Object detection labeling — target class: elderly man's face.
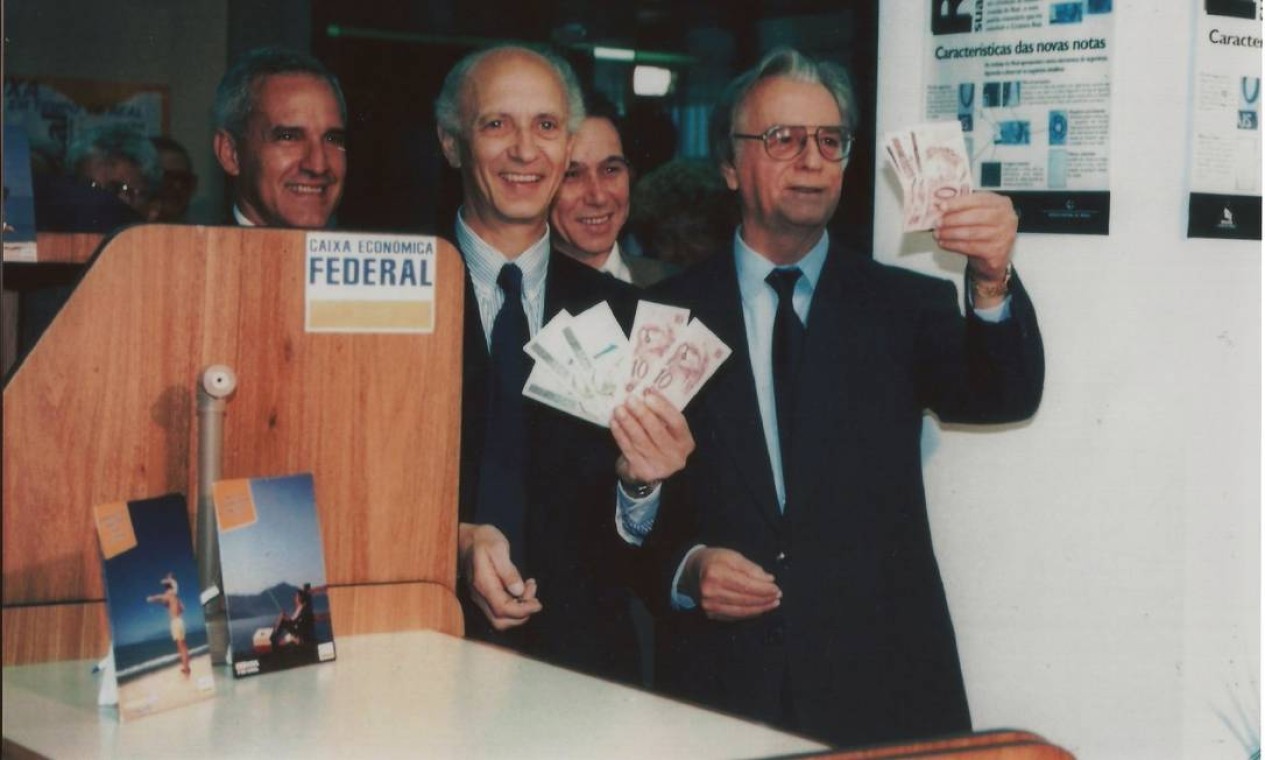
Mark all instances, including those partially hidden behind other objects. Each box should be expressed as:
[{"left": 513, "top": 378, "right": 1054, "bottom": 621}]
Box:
[
  {"left": 216, "top": 72, "right": 346, "bottom": 228},
  {"left": 721, "top": 76, "right": 845, "bottom": 259},
  {"left": 77, "top": 155, "right": 153, "bottom": 217},
  {"left": 440, "top": 50, "right": 572, "bottom": 246},
  {"left": 550, "top": 116, "right": 630, "bottom": 264}
]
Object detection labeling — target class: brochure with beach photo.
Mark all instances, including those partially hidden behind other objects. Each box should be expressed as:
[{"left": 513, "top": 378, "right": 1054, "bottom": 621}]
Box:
[
  {"left": 94, "top": 493, "right": 216, "bottom": 721},
  {"left": 212, "top": 472, "right": 336, "bottom": 678}
]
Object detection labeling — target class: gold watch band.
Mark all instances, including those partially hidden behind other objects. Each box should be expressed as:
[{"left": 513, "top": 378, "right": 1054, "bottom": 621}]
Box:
[{"left": 971, "top": 262, "right": 1013, "bottom": 299}]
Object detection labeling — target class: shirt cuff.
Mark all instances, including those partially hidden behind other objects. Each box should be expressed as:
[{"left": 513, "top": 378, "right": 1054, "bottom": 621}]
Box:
[
  {"left": 972, "top": 294, "right": 1012, "bottom": 323},
  {"left": 614, "top": 482, "right": 661, "bottom": 546},
  {"left": 670, "top": 544, "right": 707, "bottom": 610}
]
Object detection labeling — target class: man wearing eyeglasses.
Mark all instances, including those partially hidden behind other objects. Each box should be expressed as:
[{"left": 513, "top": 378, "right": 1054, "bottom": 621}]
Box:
[
  {"left": 643, "top": 48, "right": 1044, "bottom": 747},
  {"left": 66, "top": 123, "right": 163, "bottom": 222}
]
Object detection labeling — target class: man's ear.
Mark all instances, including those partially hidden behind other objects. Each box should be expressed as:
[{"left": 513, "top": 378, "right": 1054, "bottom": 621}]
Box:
[
  {"left": 437, "top": 126, "right": 461, "bottom": 168},
  {"left": 213, "top": 130, "right": 241, "bottom": 176},
  {"left": 720, "top": 159, "right": 739, "bottom": 192}
]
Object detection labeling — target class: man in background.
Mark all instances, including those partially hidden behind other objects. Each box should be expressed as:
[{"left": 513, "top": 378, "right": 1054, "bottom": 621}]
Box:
[
  {"left": 435, "top": 44, "right": 694, "bottom": 683},
  {"left": 150, "top": 135, "right": 198, "bottom": 222},
  {"left": 212, "top": 46, "right": 346, "bottom": 228},
  {"left": 66, "top": 123, "right": 162, "bottom": 222},
  {"left": 549, "top": 111, "right": 675, "bottom": 287}
]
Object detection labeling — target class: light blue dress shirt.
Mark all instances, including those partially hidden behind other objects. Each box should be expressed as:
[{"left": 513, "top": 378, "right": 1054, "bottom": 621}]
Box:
[
  {"left": 734, "top": 229, "right": 830, "bottom": 510},
  {"left": 454, "top": 209, "right": 550, "bottom": 346}
]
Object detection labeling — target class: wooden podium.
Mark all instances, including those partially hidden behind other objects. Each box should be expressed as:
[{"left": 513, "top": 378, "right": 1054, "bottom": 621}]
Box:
[
  {"left": 2, "top": 225, "right": 465, "bottom": 664},
  {"left": 2, "top": 227, "right": 1075, "bottom": 759}
]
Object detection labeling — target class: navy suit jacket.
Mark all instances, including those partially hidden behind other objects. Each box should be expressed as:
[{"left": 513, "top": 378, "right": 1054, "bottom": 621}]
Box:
[
  {"left": 457, "top": 249, "right": 643, "bottom": 684},
  {"left": 645, "top": 242, "right": 1044, "bottom": 747}
]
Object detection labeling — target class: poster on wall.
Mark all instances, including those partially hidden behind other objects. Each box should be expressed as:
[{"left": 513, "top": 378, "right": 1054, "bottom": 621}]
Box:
[
  {"left": 2, "top": 77, "right": 168, "bottom": 169},
  {"left": 1186, "top": 1, "right": 1262, "bottom": 240},
  {"left": 925, "top": 0, "right": 1115, "bottom": 234}
]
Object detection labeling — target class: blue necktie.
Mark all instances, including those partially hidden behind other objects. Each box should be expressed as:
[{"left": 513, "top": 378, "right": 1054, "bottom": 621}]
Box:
[
  {"left": 766, "top": 268, "right": 804, "bottom": 483},
  {"left": 476, "top": 263, "right": 530, "bottom": 569}
]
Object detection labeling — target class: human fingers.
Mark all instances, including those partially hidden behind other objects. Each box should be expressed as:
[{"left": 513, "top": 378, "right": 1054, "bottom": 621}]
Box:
[
  {"left": 702, "top": 596, "right": 782, "bottom": 622},
  {"left": 639, "top": 391, "right": 695, "bottom": 450}
]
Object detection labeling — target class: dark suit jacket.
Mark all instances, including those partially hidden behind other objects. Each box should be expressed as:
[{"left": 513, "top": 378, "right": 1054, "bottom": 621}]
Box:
[
  {"left": 623, "top": 251, "right": 678, "bottom": 288},
  {"left": 646, "top": 242, "right": 1044, "bottom": 747},
  {"left": 458, "top": 248, "right": 643, "bottom": 684}
]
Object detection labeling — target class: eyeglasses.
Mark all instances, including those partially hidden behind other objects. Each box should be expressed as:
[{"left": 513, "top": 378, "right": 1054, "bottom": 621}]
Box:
[
  {"left": 88, "top": 179, "right": 145, "bottom": 205},
  {"left": 731, "top": 125, "right": 853, "bottom": 162}
]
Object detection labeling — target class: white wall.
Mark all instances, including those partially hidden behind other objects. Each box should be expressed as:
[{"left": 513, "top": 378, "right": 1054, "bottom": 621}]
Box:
[
  {"left": 5, "top": 0, "right": 229, "bottom": 223},
  {"left": 876, "top": 2, "right": 1260, "bottom": 758}
]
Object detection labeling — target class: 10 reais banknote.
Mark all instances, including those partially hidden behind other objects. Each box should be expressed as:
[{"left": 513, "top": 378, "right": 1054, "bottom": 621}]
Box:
[{"left": 523, "top": 300, "right": 731, "bottom": 426}]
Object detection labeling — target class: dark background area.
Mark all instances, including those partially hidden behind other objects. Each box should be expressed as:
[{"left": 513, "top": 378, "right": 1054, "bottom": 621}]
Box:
[{"left": 311, "top": 0, "right": 877, "bottom": 252}]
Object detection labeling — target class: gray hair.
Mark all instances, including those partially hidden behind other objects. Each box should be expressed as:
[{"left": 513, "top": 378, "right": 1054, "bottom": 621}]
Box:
[
  {"left": 710, "top": 47, "right": 858, "bottom": 166},
  {"left": 213, "top": 46, "right": 346, "bottom": 139},
  {"left": 434, "top": 44, "right": 585, "bottom": 138},
  {"left": 66, "top": 123, "right": 163, "bottom": 194}
]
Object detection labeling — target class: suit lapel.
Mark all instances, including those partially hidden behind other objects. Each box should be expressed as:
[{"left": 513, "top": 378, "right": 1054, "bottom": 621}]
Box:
[
  {"left": 693, "top": 255, "right": 783, "bottom": 529},
  {"left": 459, "top": 267, "right": 491, "bottom": 521}
]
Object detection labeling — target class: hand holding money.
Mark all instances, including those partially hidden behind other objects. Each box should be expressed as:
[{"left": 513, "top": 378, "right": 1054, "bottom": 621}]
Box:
[
  {"left": 612, "top": 390, "right": 695, "bottom": 489},
  {"left": 523, "top": 300, "right": 731, "bottom": 426},
  {"left": 885, "top": 121, "right": 973, "bottom": 232},
  {"left": 931, "top": 191, "right": 1018, "bottom": 283}
]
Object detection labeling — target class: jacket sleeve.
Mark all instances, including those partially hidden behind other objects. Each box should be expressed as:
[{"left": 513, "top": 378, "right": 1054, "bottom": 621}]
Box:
[{"left": 921, "top": 268, "right": 1045, "bottom": 424}]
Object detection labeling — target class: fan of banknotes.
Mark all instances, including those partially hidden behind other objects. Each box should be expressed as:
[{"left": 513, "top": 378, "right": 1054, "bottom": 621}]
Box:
[
  {"left": 884, "top": 121, "right": 973, "bottom": 231},
  {"left": 523, "top": 300, "right": 732, "bottom": 427}
]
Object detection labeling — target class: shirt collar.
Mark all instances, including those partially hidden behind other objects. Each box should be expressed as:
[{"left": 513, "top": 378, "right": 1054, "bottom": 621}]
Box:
[
  {"left": 597, "top": 241, "right": 632, "bottom": 283},
  {"left": 455, "top": 207, "right": 551, "bottom": 297},
  {"left": 734, "top": 227, "right": 829, "bottom": 306},
  {"left": 232, "top": 204, "right": 256, "bottom": 227}
]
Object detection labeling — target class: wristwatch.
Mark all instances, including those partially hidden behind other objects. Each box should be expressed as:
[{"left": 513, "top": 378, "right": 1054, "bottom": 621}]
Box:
[
  {"left": 621, "top": 479, "right": 660, "bottom": 499},
  {"left": 970, "top": 262, "right": 1012, "bottom": 299}
]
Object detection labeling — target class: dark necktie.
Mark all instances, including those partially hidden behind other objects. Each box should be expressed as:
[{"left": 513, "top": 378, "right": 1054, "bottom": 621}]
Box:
[
  {"left": 767, "top": 268, "right": 804, "bottom": 482},
  {"left": 475, "top": 263, "right": 531, "bottom": 569}
]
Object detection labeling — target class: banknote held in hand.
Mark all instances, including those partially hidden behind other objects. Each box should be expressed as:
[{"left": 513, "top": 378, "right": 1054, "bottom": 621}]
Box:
[{"left": 523, "top": 300, "right": 731, "bottom": 425}]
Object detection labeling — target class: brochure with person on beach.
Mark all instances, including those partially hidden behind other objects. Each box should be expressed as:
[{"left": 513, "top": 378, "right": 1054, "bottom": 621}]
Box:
[
  {"left": 212, "top": 472, "right": 336, "bottom": 678},
  {"left": 94, "top": 493, "right": 216, "bottom": 721}
]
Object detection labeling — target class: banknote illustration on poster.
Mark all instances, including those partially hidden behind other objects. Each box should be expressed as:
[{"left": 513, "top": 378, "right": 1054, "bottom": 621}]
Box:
[{"left": 923, "top": 0, "right": 1114, "bottom": 234}]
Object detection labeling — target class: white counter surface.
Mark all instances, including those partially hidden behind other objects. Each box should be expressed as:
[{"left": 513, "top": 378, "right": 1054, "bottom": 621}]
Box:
[{"left": 3, "top": 629, "right": 829, "bottom": 759}]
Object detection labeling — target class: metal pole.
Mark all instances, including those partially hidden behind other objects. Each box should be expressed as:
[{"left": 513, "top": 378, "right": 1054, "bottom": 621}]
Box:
[{"left": 196, "top": 364, "right": 236, "bottom": 664}]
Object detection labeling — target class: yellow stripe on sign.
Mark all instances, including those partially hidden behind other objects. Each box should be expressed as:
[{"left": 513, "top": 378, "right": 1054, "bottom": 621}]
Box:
[{"left": 308, "top": 300, "right": 434, "bottom": 331}]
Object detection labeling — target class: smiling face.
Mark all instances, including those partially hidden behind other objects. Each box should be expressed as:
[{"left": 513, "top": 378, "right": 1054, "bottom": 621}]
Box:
[
  {"left": 722, "top": 76, "right": 845, "bottom": 263},
  {"left": 214, "top": 72, "right": 346, "bottom": 228},
  {"left": 439, "top": 49, "right": 572, "bottom": 256},
  {"left": 549, "top": 116, "right": 630, "bottom": 266}
]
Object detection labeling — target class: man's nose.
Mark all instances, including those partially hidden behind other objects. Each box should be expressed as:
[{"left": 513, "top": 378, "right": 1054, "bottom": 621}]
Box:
[
  {"left": 509, "top": 125, "right": 541, "bottom": 162},
  {"left": 301, "top": 136, "right": 332, "bottom": 174},
  {"left": 796, "top": 134, "right": 826, "bottom": 169},
  {"left": 582, "top": 175, "right": 609, "bottom": 206}
]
